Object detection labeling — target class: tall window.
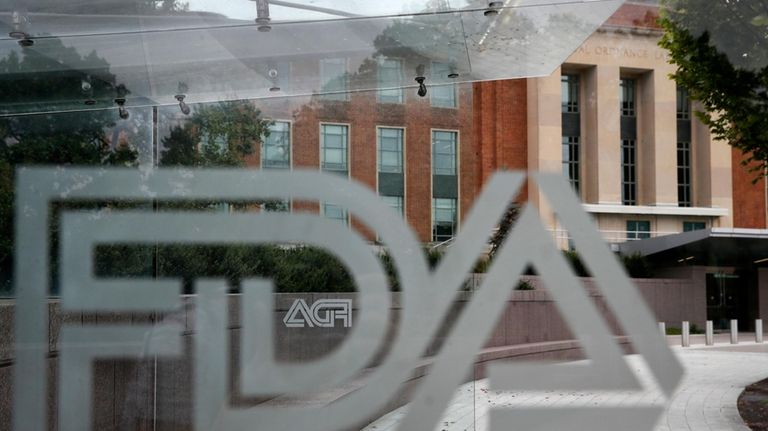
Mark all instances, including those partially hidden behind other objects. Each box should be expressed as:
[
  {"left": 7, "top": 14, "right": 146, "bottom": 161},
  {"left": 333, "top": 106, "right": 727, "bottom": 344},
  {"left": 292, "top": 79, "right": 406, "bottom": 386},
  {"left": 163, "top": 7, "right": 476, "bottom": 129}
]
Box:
[
  {"left": 677, "top": 86, "right": 690, "bottom": 120},
  {"left": 677, "top": 86, "right": 692, "bottom": 207},
  {"left": 626, "top": 220, "right": 650, "bottom": 240},
  {"left": 321, "top": 124, "right": 348, "bottom": 172},
  {"left": 621, "top": 78, "right": 637, "bottom": 205},
  {"left": 262, "top": 121, "right": 290, "bottom": 169},
  {"left": 430, "top": 62, "right": 457, "bottom": 108},
  {"left": 381, "top": 195, "right": 404, "bottom": 216},
  {"left": 561, "top": 74, "right": 580, "bottom": 192},
  {"left": 320, "top": 58, "right": 348, "bottom": 101},
  {"left": 432, "top": 198, "right": 457, "bottom": 241},
  {"left": 323, "top": 202, "right": 348, "bottom": 225},
  {"left": 378, "top": 59, "right": 403, "bottom": 104},
  {"left": 562, "top": 136, "right": 580, "bottom": 191},
  {"left": 378, "top": 127, "right": 403, "bottom": 173},
  {"left": 432, "top": 130, "right": 457, "bottom": 175},
  {"left": 622, "top": 139, "right": 637, "bottom": 205},
  {"left": 561, "top": 75, "right": 579, "bottom": 113},
  {"left": 677, "top": 141, "right": 692, "bottom": 207},
  {"left": 621, "top": 78, "right": 636, "bottom": 117}
]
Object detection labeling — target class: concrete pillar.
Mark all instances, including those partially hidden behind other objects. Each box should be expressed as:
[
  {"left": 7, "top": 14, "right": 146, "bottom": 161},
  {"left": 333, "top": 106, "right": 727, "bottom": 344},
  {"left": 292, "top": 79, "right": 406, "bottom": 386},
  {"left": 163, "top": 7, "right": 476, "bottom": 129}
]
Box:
[
  {"left": 682, "top": 321, "right": 690, "bottom": 347},
  {"left": 583, "top": 64, "right": 621, "bottom": 205},
  {"left": 527, "top": 71, "right": 562, "bottom": 232},
  {"left": 658, "top": 322, "right": 666, "bottom": 337},
  {"left": 730, "top": 319, "right": 738, "bottom": 344},
  {"left": 757, "top": 319, "right": 763, "bottom": 344},
  {"left": 642, "top": 69, "right": 677, "bottom": 206},
  {"left": 705, "top": 320, "right": 714, "bottom": 346}
]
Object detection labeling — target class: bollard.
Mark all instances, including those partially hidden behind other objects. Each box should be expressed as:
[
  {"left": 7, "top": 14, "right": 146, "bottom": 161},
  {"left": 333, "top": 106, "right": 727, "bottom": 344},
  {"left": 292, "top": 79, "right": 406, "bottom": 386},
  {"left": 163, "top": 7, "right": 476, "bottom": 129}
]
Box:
[
  {"left": 706, "top": 321, "right": 714, "bottom": 346},
  {"left": 731, "top": 319, "right": 738, "bottom": 344},
  {"left": 659, "top": 322, "right": 666, "bottom": 337},
  {"left": 682, "top": 321, "right": 690, "bottom": 347},
  {"left": 757, "top": 319, "right": 764, "bottom": 344}
]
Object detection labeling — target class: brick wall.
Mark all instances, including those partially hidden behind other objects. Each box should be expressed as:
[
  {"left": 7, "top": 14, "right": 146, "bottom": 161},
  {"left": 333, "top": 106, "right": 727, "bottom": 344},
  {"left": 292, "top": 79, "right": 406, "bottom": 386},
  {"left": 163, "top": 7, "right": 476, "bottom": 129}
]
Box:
[
  {"left": 604, "top": 2, "right": 661, "bottom": 29},
  {"left": 731, "top": 148, "right": 766, "bottom": 228},
  {"left": 472, "top": 79, "right": 528, "bottom": 202},
  {"left": 255, "top": 83, "right": 475, "bottom": 243}
]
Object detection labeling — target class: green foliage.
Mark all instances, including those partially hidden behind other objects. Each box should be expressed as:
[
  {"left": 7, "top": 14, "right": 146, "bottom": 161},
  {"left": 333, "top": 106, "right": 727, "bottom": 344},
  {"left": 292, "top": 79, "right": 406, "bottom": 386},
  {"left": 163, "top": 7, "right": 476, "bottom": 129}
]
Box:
[
  {"left": 160, "top": 100, "right": 271, "bottom": 168},
  {"left": 659, "top": 0, "right": 768, "bottom": 179},
  {"left": 425, "top": 247, "right": 444, "bottom": 270},
  {"left": 619, "top": 253, "right": 654, "bottom": 279},
  {"left": 666, "top": 324, "right": 704, "bottom": 335},
  {"left": 516, "top": 280, "right": 535, "bottom": 291},
  {"left": 96, "top": 244, "right": 365, "bottom": 293},
  {"left": 488, "top": 203, "right": 520, "bottom": 262},
  {"left": 562, "top": 250, "right": 590, "bottom": 277}
]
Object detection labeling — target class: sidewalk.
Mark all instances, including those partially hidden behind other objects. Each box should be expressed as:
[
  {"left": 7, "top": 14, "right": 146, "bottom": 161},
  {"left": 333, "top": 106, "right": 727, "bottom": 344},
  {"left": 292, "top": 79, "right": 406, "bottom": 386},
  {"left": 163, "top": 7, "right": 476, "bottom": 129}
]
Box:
[{"left": 365, "top": 340, "right": 768, "bottom": 431}]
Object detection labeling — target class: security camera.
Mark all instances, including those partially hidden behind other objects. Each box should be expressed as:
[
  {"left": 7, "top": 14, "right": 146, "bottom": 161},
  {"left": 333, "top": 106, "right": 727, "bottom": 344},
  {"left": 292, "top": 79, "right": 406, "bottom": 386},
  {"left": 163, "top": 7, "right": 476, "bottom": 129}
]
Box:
[{"left": 415, "top": 76, "right": 427, "bottom": 98}]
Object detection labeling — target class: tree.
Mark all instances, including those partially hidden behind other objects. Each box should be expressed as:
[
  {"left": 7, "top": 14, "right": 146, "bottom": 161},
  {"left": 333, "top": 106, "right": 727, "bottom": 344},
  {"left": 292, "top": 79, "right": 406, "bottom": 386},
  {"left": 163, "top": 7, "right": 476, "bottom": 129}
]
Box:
[
  {"left": 659, "top": 0, "right": 768, "bottom": 178},
  {"left": 0, "top": 38, "right": 140, "bottom": 293},
  {"left": 160, "top": 100, "right": 271, "bottom": 167}
]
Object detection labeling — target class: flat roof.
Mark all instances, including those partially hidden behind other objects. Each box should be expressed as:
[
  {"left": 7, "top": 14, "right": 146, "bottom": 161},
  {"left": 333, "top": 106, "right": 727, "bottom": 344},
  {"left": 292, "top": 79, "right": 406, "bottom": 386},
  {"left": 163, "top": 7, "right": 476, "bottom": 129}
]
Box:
[{"left": 619, "top": 228, "right": 768, "bottom": 267}]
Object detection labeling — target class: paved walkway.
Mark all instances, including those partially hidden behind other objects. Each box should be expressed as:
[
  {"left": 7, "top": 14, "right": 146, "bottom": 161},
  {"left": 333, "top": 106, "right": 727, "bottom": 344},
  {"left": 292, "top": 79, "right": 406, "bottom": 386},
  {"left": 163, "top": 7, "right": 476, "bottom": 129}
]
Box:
[{"left": 365, "top": 342, "right": 768, "bottom": 431}]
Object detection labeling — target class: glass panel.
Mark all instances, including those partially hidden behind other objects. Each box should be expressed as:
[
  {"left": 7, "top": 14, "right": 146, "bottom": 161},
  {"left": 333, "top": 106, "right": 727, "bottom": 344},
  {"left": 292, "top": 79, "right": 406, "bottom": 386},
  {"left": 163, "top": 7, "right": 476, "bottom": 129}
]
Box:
[
  {"left": 430, "top": 62, "right": 457, "bottom": 108},
  {"left": 432, "top": 130, "right": 457, "bottom": 175},
  {"left": 378, "top": 127, "right": 403, "bottom": 173},
  {"left": 321, "top": 124, "right": 348, "bottom": 171}
]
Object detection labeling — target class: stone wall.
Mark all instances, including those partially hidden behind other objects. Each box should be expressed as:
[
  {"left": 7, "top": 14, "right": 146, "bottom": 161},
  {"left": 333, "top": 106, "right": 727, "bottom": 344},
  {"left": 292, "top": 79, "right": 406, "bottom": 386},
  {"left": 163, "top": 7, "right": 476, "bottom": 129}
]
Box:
[{"left": 0, "top": 277, "right": 697, "bottom": 430}]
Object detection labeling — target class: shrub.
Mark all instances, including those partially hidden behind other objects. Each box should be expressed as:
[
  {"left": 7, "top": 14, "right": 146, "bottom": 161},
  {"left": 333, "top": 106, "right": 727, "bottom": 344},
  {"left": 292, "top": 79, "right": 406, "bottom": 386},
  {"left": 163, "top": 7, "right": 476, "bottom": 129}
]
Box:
[
  {"left": 620, "top": 253, "right": 654, "bottom": 278},
  {"left": 516, "top": 280, "right": 535, "bottom": 290}
]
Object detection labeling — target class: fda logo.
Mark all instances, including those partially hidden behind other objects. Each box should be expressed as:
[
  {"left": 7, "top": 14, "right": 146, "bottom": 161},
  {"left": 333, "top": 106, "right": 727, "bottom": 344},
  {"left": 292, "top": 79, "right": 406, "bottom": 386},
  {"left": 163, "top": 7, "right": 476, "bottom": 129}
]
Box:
[
  {"left": 284, "top": 299, "right": 352, "bottom": 328},
  {"left": 12, "top": 168, "right": 682, "bottom": 431}
]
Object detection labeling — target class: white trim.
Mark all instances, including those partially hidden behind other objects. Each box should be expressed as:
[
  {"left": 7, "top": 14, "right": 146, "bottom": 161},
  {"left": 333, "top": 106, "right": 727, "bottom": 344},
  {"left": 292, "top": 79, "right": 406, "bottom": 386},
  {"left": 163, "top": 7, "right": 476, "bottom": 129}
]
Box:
[{"left": 582, "top": 203, "right": 729, "bottom": 217}]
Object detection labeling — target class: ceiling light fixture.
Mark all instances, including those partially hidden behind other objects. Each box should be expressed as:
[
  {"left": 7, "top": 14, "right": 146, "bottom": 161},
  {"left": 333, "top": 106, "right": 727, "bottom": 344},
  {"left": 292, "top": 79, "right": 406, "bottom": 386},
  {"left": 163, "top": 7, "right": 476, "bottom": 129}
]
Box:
[
  {"left": 484, "top": 1, "right": 503, "bottom": 17},
  {"left": 415, "top": 64, "right": 427, "bottom": 98},
  {"left": 114, "top": 84, "right": 129, "bottom": 120},
  {"left": 754, "top": 257, "right": 768, "bottom": 264},
  {"left": 175, "top": 82, "right": 191, "bottom": 115},
  {"left": 10, "top": 8, "right": 34, "bottom": 47},
  {"left": 256, "top": 0, "right": 272, "bottom": 32}
]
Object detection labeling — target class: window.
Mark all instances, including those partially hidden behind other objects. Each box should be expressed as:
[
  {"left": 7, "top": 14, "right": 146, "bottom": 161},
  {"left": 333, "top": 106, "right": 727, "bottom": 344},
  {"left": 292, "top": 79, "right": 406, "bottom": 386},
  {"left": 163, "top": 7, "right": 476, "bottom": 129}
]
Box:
[
  {"left": 561, "top": 74, "right": 579, "bottom": 113},
  {"left": 378, "top": 59, "right": 403, "bottom": 104},
  {"left": 430, "top": 62, "right": 457, "bottom": 108},
  {"left": 626, "top": 220, "right": 650, "bottom": 240},
  {"left": 622, "top": 139, "right": 637, "bottom": 205},
  {"left": 321, "top": 124, "right": 348, "bottom": 172},
  {"left": 683, "top": 221, "right": 706, "bottom": 232},
  {"left": 320, "top": 58, "right": 348, "bottom": 101},
  {"left": 678, "top": 141, "right": 692, "bottom": 207},
  {"left": 562, "top": 136, "right": 580, "bottom": 192},
  {"left": 262, "top": 121, "right": 290, "bottom": 169},
  {"left": 677, "top": 86, "right": 690, "bottom": 120},
  {"left": 323, "top": 202, "right": 348, "bottom": 225},
  {"left": 432, "top": 198, "right": 457, "bottom": 242},
  {"left": 378, "top": 128, "right": 404, "bottom": 173},
  {"left": 432, "top": 130, "right": 457, "bottom": 175},
  {"left": 381, "top": 195, "right": 404, "bottom": 216},
  {"left": 620, "top": 78, "right": 636, "bottom": 117},
  {"left": 263, "top": 200, "right": 290, "bottom": 212}
]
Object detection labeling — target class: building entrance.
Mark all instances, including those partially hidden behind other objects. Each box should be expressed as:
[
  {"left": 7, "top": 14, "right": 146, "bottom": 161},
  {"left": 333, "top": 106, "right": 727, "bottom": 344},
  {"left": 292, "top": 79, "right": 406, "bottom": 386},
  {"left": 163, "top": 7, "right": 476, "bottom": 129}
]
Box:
[{"left": 706, "top": 271, "right": 756, "bottom": 330}]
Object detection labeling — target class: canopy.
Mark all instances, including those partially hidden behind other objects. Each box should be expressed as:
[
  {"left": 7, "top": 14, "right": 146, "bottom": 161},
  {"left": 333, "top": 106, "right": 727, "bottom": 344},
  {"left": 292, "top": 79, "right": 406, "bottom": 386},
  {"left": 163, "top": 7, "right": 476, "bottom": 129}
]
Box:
[{"left": 0, "top": 0, "right": 625, "bottom": 115}]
